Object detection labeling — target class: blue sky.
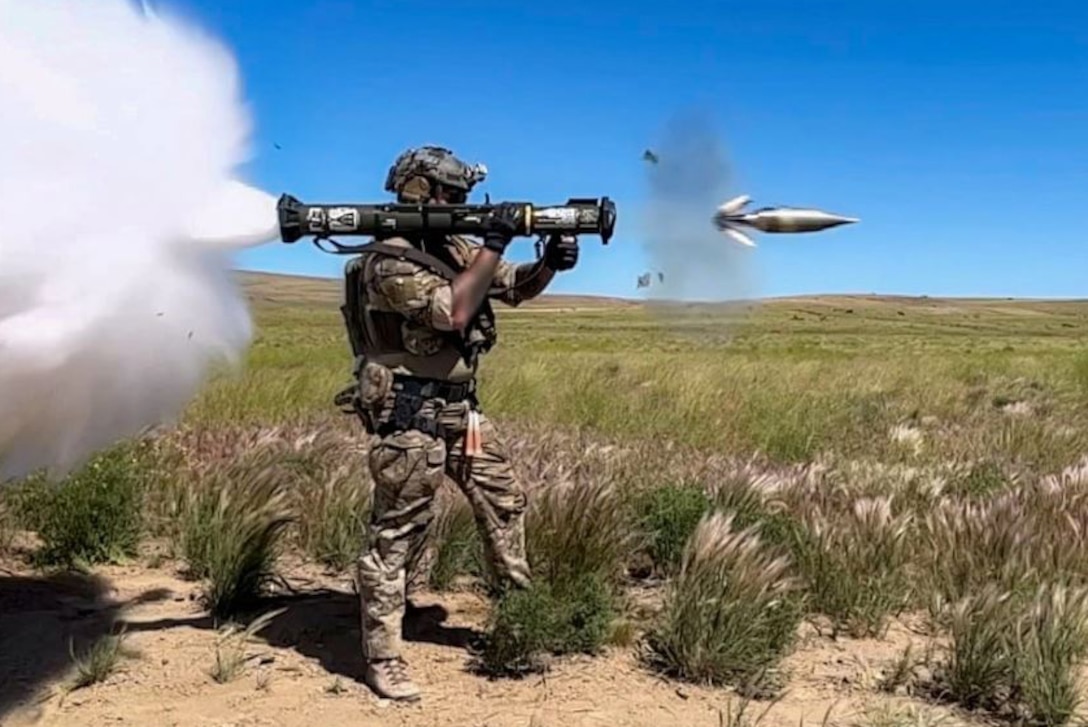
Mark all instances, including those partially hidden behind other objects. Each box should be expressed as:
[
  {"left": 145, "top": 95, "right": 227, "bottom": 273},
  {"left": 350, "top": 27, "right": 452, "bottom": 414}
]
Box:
[{"left": 172, "top": 0, "right": 1087, "bottom": 300}]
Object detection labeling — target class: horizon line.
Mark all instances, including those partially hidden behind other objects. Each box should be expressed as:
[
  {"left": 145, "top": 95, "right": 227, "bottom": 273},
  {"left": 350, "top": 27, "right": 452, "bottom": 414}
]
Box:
[{"left": 232, "top": 267, "right": 1088, "bottom": 304}]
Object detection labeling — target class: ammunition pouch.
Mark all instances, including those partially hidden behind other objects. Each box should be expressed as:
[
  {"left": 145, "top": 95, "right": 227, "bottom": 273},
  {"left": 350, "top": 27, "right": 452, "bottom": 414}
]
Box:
[
  {"left": 335, "top": 381, "right": 377, "bottom": 434},
  {"left": 335, "top": 359, "right": 396, "bottom": 436}
]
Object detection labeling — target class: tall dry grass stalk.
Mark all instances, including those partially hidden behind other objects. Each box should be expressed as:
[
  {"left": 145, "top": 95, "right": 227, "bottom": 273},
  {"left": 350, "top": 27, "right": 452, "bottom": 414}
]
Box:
[
  {"left": 152, "top": 422, "right": 372, "bottom": 574},
  {"left": 936, "top": 585, "right": 1018, "bottom": 710},
  {"left": 0, "top": 495, "right": 17, "bottom": 555},
  {"left": 645, "top": 510, "right": 803, "bottom": 694},
  {"left": 920, "top": 476, "right": 1088, "bottom": 626},
  {"left": 69, "top": 628, "right": 138, "bottom": 689},
  {"left": 176, "top": 447, "right": 295, "bottom": 621},
  {"left": 269, "top": 428, "right": 372, "bottom": 572},
  {"left": 790, "top": 495, "right": 914, "bottom": 638},
  {"left": 526, "top": 476, "right": 643, "bottom": 592},
  {"left": 1012, "top": 584, "right": 1088, "bottom": 726},
  {"left": 291, "top": 461, "right": 370, "bottom": 572},
  {"left": 426, "top": 488, "right": 482, "bottom": 591},
  {"left": 931, "top": 583, "right": 1088, "bottom": 726},
  {"left": 919, "top": 495, "right": 1033, "bottom": 621}
]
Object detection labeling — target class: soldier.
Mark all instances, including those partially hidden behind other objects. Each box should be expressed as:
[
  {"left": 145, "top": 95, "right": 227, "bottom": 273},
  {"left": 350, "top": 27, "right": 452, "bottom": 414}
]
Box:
[{"left": 339, "top": 145, "right": 579, "bottom": 701}]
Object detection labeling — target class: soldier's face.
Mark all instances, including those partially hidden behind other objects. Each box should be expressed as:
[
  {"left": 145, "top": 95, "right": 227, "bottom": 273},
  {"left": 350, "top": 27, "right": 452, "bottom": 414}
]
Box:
[{"left": 433, "top": 184, "right": 467, "bottom": 204}]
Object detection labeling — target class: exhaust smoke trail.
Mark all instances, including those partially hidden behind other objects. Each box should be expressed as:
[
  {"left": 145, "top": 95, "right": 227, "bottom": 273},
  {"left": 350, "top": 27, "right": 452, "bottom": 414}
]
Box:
[
  {"left": 0, "top": 0, "right": 281, "bottom": 480},
  {"left": 639, "top": 109, "right": 761, "bottom": 338}
]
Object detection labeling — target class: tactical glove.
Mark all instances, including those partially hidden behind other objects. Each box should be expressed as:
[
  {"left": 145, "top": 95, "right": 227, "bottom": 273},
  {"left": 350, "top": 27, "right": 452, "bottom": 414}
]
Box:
[
  {"left": 482, "top": 203, "right": 522, "bottom": 254},
  {"left": 544, "top": 234, "right": 579, "bottom": 271}
]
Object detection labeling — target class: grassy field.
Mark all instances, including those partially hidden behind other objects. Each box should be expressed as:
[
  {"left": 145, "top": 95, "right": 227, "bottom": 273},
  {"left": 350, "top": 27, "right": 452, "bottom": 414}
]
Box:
[
  {"left": 204, "top": 272, "right": 1088, "bottom": 471},
  {"left": 6, "top": 271, "right": 1088, "bottom": 727}
]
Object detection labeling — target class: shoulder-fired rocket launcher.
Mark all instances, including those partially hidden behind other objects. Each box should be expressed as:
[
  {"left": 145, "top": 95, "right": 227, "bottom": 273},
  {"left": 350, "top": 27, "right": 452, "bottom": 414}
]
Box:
[{"left": 276, "top": 193, "right": 617, "bottom": 251}]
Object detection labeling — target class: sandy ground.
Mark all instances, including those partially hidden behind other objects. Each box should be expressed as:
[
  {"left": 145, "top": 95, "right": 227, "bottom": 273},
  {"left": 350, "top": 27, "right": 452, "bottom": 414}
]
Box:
[{"left": 0, "top": 550, "right": 977, "bottom": 727}]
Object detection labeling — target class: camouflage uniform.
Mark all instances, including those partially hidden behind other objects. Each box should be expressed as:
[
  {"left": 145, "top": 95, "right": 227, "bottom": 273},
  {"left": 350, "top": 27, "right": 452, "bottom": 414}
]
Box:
[{"left": 339, "top": 146, "right": 576, "bottom": 701}]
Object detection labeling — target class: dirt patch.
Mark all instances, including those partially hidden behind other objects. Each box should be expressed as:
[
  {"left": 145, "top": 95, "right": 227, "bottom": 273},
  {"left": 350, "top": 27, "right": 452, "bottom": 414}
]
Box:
[{"left": 0, "top": 556, "right": 978, "bottom": 727}]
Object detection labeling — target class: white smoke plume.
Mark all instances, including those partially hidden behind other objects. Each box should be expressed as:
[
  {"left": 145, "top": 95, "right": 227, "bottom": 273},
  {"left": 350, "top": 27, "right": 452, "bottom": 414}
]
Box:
[{"left": 0, "top": 0, "right": 281, "bottom": 480}]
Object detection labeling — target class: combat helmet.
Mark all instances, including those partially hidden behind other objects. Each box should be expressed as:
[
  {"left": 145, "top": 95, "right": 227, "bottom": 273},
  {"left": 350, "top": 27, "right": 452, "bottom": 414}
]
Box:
[{"left": 384, "top": 145, "right": 488, "bottom": 203}]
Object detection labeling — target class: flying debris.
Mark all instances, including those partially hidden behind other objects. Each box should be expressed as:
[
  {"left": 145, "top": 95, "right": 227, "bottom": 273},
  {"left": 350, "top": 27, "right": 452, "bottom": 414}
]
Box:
[
  {"left": 637, "top": 271, "right": 666, "bottom": 289},
  {"left": 713, "top": 194, "right": 858, "bottom": 247},
  {"left": 642, "top": 149, "right": 659, "bottom": 164}
]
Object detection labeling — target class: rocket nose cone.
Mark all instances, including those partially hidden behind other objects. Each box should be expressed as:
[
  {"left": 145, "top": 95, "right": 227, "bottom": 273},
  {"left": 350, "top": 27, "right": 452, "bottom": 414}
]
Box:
[
  {"left": 781, "top": 209, "right": 859, "bottom": 232},
  {"left": 822, "top": 214, "right": 860, "bottom": 228}
]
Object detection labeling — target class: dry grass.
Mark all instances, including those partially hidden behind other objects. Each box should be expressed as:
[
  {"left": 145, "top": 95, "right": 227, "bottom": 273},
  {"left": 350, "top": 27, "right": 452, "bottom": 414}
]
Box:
[
  {"left": 643, "top": 511, "right": 804, "bottom": 695},
  {"left": 7, "top": 274, "right": 1088, "bottom": 723},
  {"left": 208, "top": 608, "right": 283, "bottom": 684},
  {"left": 69, "top": 628, "right": 139, "bottom": 690},
  {"left": 789, "top": 495, "right": 914, "bottom": 638}
]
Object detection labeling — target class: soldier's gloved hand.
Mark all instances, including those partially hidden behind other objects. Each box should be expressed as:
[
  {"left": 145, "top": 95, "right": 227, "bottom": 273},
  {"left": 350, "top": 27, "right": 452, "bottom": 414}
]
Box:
[
  {"left": 544, "top": 234, "right": 578, "bottom": 271},
  {"left": 482, "top": 203, "right": 522, "bottom": 254}
]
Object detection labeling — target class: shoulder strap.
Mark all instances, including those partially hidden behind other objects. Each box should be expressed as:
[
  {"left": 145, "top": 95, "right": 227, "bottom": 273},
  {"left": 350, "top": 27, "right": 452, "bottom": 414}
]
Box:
[
  {"left": 317, "top": 239, "right": 459, "bottom": 281},
  {"left": 359, "top": 240, "right": 509, "bottom": 298},
  {"left": 322, "top": 237, "right": 517, "bottom": 300},
  {"left": 367, "top": 241, "right": 460, "bottom": 281}
]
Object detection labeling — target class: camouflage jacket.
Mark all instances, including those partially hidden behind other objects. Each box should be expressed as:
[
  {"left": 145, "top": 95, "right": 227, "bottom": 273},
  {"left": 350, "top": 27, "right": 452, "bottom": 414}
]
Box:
[{"left": 348, "top": 235, "right": 548, "bottom": 383}]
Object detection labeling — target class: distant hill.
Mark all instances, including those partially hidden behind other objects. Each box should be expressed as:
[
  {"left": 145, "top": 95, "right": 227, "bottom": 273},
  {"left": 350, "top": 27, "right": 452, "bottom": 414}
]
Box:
[
  {"left": 235, "top": 270, "right": 641, "bottom": 309},
  {"left": 234, "top": 270, "right": 1088, "bottom": 314}
]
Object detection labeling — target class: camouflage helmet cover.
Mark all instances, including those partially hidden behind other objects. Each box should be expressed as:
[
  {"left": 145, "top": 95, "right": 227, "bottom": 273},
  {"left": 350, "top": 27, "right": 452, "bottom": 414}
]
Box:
[{"left": 384, "top": 145, "right": 488, "bottom": 201}]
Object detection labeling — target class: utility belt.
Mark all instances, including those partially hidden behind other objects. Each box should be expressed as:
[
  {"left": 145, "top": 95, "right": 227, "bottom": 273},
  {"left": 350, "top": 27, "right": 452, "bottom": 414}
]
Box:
[
  {"left": 380, "top": 374, "right": 477, "bottom": 438},
  {"left": 390, "top": 374, "right": 476, "bottom": 404},
  {"left": 336, "top": 368, "right": 478, "bottom": 438}
]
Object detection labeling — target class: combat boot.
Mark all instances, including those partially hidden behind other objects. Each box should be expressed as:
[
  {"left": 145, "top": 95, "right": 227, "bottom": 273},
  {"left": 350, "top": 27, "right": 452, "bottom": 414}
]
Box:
[{"left": 364, "top": 657, "right": 421, "bottom": 702}]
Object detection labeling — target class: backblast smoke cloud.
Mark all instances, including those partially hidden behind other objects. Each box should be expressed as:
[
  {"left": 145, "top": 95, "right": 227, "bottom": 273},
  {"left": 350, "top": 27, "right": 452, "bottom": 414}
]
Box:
[{"left": 0, "top": 0, "right": 282, "bottom": 480}]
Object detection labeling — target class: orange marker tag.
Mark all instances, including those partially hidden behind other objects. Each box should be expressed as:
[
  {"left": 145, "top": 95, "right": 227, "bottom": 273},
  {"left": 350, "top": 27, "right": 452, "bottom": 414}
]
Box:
[{"left": 465, "top": 410, "right": 483, "bottom": 458}]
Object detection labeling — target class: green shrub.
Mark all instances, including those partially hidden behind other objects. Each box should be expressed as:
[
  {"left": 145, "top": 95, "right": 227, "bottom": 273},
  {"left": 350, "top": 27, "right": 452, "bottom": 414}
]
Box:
[
  {"left": 476, "top": 478, "right": 641, "bottom": 675},
  {"left": 14, "top": 442, "right": 153, "bottom": 567},
  {"left": 634, "top": 481, "right": 711, "bottom": 573},
  {"left": 474, "top": 573, "right": 613, "bottom": 677},
  {"left": 473, "top": 583, "right": 556, "bottom": 677}
]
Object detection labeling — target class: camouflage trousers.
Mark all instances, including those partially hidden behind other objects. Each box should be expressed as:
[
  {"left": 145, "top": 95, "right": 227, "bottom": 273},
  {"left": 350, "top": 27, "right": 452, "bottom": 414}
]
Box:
[{"left": 355, "top": 397, "right": 530, "bottom": 661}]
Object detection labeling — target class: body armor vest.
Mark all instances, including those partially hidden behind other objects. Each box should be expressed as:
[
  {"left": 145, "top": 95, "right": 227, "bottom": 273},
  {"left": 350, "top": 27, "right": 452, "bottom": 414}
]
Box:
[{"left": 340, "top": 237, "right": 497, "bottom": 382}]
